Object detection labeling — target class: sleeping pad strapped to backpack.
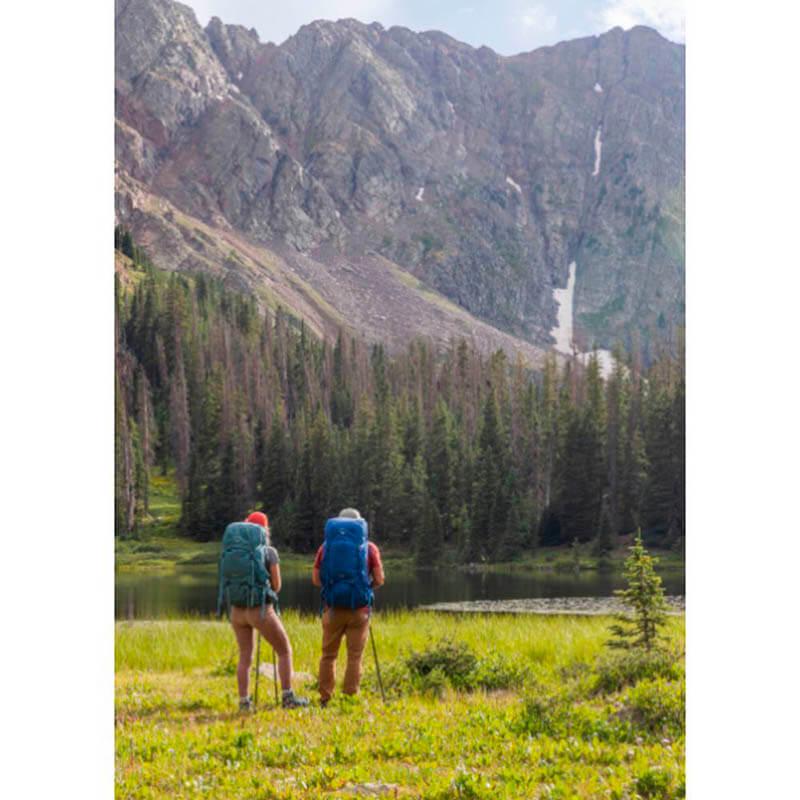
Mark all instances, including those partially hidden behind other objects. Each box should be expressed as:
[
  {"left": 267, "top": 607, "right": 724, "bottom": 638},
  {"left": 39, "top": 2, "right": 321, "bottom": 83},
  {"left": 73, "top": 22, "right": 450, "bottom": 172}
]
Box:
[
  {"left": 321, "top": 517, "right": 373, "bottom": 609},
  {"left": 217, "top": 521, "right": 277, "bottom": 616}
]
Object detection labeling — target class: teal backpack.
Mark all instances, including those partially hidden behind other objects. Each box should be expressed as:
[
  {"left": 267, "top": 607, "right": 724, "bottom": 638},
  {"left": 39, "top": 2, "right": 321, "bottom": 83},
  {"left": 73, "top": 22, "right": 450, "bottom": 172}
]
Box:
[{"left": 216, "top": 521, "right": 277, "bottom": 616}]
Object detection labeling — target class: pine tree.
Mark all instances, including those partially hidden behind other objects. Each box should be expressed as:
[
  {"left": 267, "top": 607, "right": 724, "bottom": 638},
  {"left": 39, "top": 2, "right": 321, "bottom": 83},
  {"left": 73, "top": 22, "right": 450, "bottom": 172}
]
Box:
[
  {"left": 331, "top": 329, "right": 354, "bottom": 427},
  {"left": 262, "top": 411, "right": 290, "bottom": 516},
  {"left": 115, "top": 372, "right": 136, "bottom": 537},
  {"left": 115, "top": 231, "right": 687, "bottom": 565},
  {"left": 416, "top": 492, "right": 444, "bottom": 568},
  {"left": 592, "top": 492, "right": 614, "bottom": 558},
  {"left": 468, "top": 390, "right": 509, "bottom": 560},
  {"left": 121, "top": 229, "right": 135, "bottom": 259},
  {"left": 291, "top": 411, "right": 335, "bottom": 551},
  {"left": 427, "top": 400, "right": 457, "bottom": 543},
  {"left": 608, "top": 531, "right": 669, "bottom": 653},
  {"left": 643, "top": 387, "right": 677, "bottom": 537}
]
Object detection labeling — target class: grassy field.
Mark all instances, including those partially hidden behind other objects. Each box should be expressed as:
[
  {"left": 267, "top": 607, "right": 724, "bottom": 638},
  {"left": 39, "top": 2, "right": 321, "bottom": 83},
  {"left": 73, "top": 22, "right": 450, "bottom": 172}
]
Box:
[{"left": 116, "top": 612, "right": 685, "bottom": 799}]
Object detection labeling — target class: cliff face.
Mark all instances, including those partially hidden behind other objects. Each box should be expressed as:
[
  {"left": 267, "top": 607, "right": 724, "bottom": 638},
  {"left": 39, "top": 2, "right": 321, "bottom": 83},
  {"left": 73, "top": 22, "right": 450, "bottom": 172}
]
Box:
[{"left": 115, "top": 0, "right": 684, "bottom": 355}]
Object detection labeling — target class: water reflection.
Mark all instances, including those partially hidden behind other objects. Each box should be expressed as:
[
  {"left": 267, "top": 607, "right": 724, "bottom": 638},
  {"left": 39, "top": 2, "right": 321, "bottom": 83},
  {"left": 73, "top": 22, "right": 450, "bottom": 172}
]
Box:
[{"left": 115, "top": 565, "right": 685, "bottom": 619}]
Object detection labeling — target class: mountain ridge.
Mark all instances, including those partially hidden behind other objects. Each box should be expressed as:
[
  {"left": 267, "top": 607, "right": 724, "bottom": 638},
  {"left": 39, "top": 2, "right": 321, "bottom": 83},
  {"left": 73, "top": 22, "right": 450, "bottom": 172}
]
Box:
[{"left": 115, "top": 0, "right": 684, "bottom": 362}]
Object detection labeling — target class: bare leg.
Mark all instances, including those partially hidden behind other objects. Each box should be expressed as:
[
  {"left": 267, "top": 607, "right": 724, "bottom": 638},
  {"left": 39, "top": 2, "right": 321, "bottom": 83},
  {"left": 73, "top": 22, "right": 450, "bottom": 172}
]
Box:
[
  {"left": 251, "top": 606, "right": 294, "bottom": 691},
  {"left": 231, "top": 615, "right": 255, "bottom": 698}
]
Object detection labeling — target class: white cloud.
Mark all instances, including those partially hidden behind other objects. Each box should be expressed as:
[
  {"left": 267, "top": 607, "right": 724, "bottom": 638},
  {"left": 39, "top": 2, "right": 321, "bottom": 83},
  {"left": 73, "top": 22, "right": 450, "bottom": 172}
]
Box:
[
  {"left": 599, "top": 0, "right": 685, "bottom": 42},
  {"left": 520, "top": 4, "right": 557, "bottom": 33}
]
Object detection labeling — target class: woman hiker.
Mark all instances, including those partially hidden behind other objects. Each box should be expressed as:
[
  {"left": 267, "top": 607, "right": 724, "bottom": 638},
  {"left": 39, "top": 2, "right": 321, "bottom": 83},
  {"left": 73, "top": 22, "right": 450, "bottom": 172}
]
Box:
[
  {"left": 312, "top": 508, "right": 385, "bottom": 706},
  {"left": 227, "top": 511, "right": 309, "bottom": 710}
]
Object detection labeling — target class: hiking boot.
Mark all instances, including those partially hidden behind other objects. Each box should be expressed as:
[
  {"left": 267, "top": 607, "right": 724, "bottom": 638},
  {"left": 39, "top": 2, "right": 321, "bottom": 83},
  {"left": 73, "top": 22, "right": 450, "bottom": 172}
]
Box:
[
  {"left": 281, "top": 690, "right": 309, "bottom": 709},
  {"left": 238, "top": 696, "right": 253, "bottom": 712}
]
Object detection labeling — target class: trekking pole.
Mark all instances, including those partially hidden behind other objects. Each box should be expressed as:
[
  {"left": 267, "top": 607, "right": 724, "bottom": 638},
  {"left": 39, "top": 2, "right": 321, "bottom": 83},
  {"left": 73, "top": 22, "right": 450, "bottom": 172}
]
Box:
[
  {"left": 272, "top": 601, "right": 281, "bottom": 706},
  {"left": 272, "top": 647, "right": 279, "bottom": 706},
  {"left": 369, "top": 623, "right": 386, "bottom": 704},
  {"left": 254, "top": 632, "right": 261, "bottom": 710}
]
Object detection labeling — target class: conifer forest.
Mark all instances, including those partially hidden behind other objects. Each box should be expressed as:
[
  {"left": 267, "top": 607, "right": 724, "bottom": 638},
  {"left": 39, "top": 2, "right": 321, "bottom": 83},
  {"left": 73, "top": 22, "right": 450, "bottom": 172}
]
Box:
[{"left": 115, "top": 231, "right": 684, "bottom": 562}]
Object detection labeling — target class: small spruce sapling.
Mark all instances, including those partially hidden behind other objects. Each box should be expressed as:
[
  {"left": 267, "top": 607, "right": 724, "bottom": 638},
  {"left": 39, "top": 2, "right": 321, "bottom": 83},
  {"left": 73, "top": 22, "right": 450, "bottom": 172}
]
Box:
[{"left": 608, "top": 530, "right": 668, "bottom": 653}]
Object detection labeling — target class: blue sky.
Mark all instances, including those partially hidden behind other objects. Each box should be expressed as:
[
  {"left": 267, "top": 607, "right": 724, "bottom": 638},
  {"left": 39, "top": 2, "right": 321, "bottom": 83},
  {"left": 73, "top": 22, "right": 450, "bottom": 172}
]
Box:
[{"left": 185, "top": 0, "right": 685, "bottom": 55}]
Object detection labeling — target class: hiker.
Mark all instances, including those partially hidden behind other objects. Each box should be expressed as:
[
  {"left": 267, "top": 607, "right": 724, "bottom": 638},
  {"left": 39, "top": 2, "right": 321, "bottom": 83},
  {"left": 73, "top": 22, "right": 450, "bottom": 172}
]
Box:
[
  {"left": 218, "top": 511, "right": 308, "bottom": 710},
  {"left": 312, "top": 508, "right": 384, "bottom": 706}
]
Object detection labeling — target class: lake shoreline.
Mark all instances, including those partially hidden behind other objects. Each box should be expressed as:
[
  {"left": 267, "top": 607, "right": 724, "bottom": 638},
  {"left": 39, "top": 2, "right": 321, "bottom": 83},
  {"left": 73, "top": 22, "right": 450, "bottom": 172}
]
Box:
[{"left": 420, "top": 595, "right": 685, "bottom": 616}]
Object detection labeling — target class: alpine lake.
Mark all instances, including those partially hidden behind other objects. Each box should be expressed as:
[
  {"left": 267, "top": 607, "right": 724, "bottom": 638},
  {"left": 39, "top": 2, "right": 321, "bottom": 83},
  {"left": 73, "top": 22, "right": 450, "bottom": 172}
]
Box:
[{"left": 115, "top": 557, "right": 685, "bottom": 619}]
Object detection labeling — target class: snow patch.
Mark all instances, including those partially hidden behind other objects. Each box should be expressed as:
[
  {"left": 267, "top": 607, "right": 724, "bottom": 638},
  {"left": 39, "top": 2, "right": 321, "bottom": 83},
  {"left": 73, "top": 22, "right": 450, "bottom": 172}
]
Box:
[
  {"left": 550, "top": 261, "right": 616, "bottom": 379},
  {"left": 578, "top": 349, "right": 616, "bottom": 379},
  {"left": 594, "top": 82, "right": 603, "bottom": 93},
  {"left": 506, "top": 176, "right": 522, "bottom": 194},
  {"left": 415, "top": 186, "right": 425, "bottom": 202},
  {"left": 592, "top": 127, "right": 603, "bottom": 177},
  {"left": 237, "top": 71, "right": 243, "bottom": 80},
  {"left": 550, "top": 261, "right": 577, "bottom": 355}
]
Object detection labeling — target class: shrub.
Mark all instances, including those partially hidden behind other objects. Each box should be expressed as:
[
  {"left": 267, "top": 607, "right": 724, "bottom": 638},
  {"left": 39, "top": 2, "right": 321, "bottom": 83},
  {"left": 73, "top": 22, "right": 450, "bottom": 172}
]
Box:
[
  {"left": 405, "top": 639, "right": 477, "bottom": 690},
  {"left": 593, "top": 650, "right": 682, "bottom": 694},
  {"left": 414, "top": 665, "right": 449, "bottom": 699},
  {"left": 634, "top": 766, "right": 673, "bottom": 798},
  {"left": 624, "top": 678, "right": 685, "bottom": 736},
  {"left": 404, "top": 639, "right": 527, "bottom": 695}
]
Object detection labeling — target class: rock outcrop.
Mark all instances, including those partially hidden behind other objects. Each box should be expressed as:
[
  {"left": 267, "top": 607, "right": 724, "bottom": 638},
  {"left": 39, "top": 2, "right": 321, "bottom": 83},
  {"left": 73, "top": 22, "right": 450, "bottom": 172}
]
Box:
[{"left": 115, "top": 0, "right": 684, "bottom": 356}]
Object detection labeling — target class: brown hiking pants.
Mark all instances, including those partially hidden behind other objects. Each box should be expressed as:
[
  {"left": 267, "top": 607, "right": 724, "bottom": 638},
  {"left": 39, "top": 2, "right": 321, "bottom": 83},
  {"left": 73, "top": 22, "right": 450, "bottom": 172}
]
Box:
[{"left": 318, "top": 606, "right": 370, "bottom": 702}]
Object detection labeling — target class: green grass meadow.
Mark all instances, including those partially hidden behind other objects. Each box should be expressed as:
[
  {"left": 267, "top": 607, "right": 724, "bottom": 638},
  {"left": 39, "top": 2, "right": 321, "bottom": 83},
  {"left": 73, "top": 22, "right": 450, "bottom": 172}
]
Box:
[{"left": 116, "top": 612, "right": 685, "bottom": 799}]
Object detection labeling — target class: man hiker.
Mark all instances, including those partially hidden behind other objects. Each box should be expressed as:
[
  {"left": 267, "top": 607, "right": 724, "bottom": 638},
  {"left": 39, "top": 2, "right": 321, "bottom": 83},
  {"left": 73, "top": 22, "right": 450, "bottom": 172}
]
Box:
[
  {"left": 218, "top": 511, "right": 309, "bottom": 710},
  {"left": 312, "top": 508, "right": 384, "bottom": 706}
]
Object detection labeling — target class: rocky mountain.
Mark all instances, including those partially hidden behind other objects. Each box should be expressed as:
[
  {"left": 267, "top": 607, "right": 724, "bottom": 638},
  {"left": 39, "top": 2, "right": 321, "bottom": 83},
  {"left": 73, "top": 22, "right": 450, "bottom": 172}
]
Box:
[{"left": 115, "top": 0, "right": 684, "bottom": 361}]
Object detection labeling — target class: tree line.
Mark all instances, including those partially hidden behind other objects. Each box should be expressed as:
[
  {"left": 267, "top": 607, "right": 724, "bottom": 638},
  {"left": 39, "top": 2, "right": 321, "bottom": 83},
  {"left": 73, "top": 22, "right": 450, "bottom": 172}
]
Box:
[{"left": 115, "top": 231, "right": 684, "bottom": 563}]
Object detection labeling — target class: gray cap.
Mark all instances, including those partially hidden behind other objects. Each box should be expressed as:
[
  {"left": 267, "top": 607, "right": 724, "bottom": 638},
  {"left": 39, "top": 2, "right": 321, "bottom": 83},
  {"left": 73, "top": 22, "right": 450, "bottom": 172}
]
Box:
[{"left": 339, "top": 508, "right": 362, "bottom": 519}]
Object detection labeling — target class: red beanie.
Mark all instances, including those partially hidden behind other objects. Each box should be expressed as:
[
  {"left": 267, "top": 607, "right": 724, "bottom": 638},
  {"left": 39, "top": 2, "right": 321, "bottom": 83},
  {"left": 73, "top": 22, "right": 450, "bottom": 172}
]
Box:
[{"left": 246, "top": 511, "right": 269, "bottom": 528}]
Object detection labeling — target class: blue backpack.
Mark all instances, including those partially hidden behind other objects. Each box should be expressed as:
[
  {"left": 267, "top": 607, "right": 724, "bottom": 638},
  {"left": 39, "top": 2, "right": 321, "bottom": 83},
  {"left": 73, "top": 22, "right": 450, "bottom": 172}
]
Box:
[
  {"left": 320, "top": 517, "right": 374, "bottom": 609},
  {"left": 216, "top": 521, "right": 277, "bottom": 616}
]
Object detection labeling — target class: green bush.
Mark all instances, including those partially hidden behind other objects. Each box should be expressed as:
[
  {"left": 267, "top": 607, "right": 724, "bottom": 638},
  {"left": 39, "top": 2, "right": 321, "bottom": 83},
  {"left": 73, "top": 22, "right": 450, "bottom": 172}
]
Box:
[
  {"left": 593, "top": 650, "right": 681, "bottom": 694},
  {"left": 624, "top": 678, "right": 685, "bottom": 736},
  {"left": 634, "top": 766, "right": 673, "bottom": 798},
  {"left": 404, "top": 639, "right": 526, "bottom": 694},
  {"left": 414, "top": 665, "right": 449, "bottom": 699},
  {"left": 406, "top": 638, "right": 477, "bottom": 690}
]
